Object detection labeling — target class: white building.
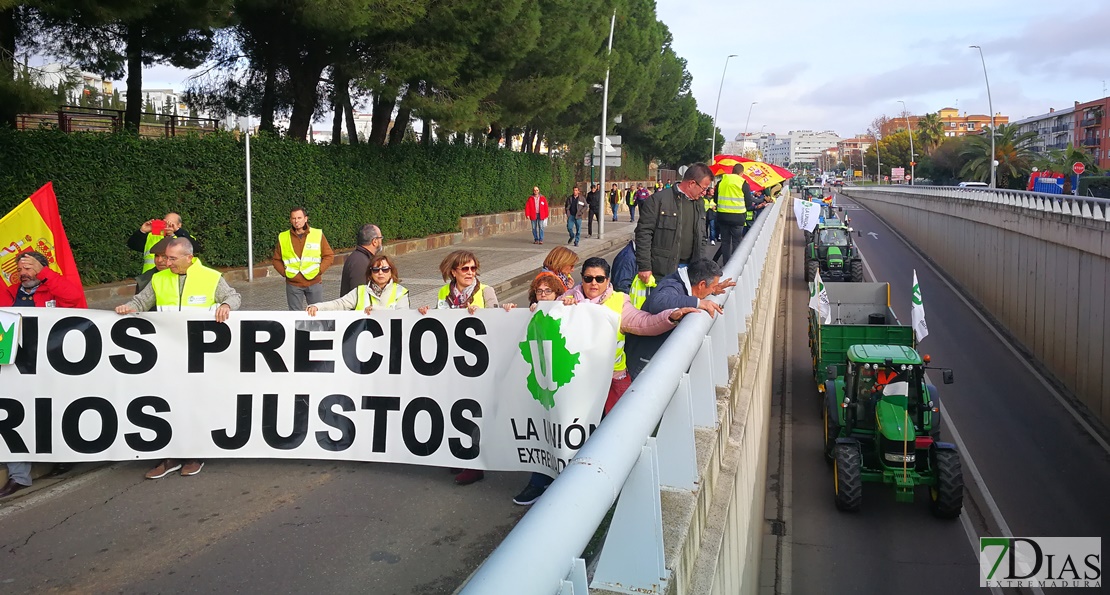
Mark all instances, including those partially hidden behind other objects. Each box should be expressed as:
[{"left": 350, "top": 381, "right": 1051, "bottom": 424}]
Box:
[
  {"left": 1011, "top": 107, "right": 1075, "bottom": 154},
  {"left": 29, "top": 62, "right": 113, "bottom": 102},
  {"left": 762, "top": 130, "right": 841, "bottom": 166},
  {"left": 141, "top": 89, "right": 193, "bottom": 119}
]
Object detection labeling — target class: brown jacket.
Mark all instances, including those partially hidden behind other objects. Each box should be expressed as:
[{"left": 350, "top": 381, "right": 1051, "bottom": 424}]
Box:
[{"left": 272, "top": 226, "right": 335, "bottom": 287}]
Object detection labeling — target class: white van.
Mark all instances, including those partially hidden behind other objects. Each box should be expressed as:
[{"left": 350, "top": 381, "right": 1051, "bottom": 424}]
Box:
[{"left": 957, "top": 181, "right": 988, "bottom": 187}]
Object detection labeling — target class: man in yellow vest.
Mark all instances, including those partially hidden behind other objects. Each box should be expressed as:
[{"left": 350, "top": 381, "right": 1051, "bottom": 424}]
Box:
[
  {"left": 272, "top": 206, "right": 334, "bottom": 311},
  {"left": 115, "top": 237, "right": 242, "bottom": 480},
  {"left": 713, "top": 163, "right": 754, "bottom": 265}
]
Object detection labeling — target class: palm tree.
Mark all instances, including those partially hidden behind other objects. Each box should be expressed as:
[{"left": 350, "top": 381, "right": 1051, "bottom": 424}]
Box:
[
  {"left": 959, "top": 124, "right": 1038, "bottom": 188},
  {"left": 1033, "top": 143, "right": 1100, "bottom": 176},
  {"left": 916, "top": 112, "right": 945, "bottom": 154}
]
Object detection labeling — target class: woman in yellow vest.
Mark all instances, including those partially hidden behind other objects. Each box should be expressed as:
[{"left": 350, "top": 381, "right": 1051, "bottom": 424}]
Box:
[
  {"left": 418, "top": 250, "right": 500, "bottom": 315},
  {"left": 418, "top": 250, "right": 506, "bottom": 485},
  {"left": 562, "top": 257, "right": 699, "bottom": 414},
  {"left": 306, "top": 254, "right": 409, "bottom": 315}
]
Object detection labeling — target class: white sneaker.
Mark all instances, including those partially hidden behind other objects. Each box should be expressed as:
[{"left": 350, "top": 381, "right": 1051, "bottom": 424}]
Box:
[{"left": 711, "top": 240, "right": 716, "bottom": 245}]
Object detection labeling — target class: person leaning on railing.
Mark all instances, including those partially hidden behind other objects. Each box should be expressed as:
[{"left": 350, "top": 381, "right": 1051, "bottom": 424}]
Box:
[{"left": 561, "top": 256, "right": 699, "bottom": 414}]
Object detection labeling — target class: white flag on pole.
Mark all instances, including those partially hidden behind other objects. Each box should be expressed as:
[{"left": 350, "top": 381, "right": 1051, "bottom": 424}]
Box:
[
  {"left": 911, "top": 269, "right": 929, "bottom": 342},
  {"left": 808, "top": 268, "right": 831, "bottom": 324},
  {"left": 794, "top": 198, "right": 823, "bottom": 232}
]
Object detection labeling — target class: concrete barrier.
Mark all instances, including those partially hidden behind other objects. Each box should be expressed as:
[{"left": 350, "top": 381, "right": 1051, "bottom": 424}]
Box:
[{"left": 841, "top": 187, "right": 1110, "bottom": 426}]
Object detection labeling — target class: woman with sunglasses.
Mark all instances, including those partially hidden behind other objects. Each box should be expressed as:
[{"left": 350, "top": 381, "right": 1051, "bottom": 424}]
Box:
[
  {"left": 511, "top": 274, "right": 568, "bottom": 506},
  {"left": 418, "top": 250, "right": 502, "bottom": 485},
  {"left": 306, "top": 254, "right": 408, "bottom": 315},
  {"left": 563, "top": 256, "right": 699, "bottom": 414}
]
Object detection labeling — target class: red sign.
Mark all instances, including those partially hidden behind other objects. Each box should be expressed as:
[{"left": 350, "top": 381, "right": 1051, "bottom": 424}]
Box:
[{"left": 1073, "top": 162, "right": 1085, "bottom": 175}]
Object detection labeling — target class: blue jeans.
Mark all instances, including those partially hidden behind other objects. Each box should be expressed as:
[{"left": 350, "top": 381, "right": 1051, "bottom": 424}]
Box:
[
  {"left": 610, "top": 201, "right": 619, "bottom": 221},
  {"left": 567, "top": 217, "right": 581, "bottom": 243},
  {"left": 531, "top": 218, "right": 544, "bottom": 242},
  {"left": 707, "top": 218, "right": 717, "bottom": 241},
  {"left": 628, "top": 202, "right": 637, "bottom": 221}
]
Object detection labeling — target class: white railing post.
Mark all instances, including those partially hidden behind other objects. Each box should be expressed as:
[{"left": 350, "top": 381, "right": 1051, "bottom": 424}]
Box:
[
  {"left": 689, "top": 336, "right": 719, "bottom": 428},
  {"left": 656, "top": 374, "right": 699, "bottom": 490}
]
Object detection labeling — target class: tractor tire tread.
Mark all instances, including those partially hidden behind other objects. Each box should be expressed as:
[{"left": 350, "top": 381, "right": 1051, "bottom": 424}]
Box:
[
  {"left": 834, "top": 442, "right": 863, "bottom": 512},
  {"left": 930, "top": 448, "right": 964, "bottom": 519},
  {"left": 850, "top": 260, "right": 864, "bottom": 283}
]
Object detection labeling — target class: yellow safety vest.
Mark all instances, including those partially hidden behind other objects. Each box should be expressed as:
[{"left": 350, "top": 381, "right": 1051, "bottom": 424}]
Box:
[
  {"left": 279, "top": 228, "right": 324, "bottom": 280},
  {"left": 151, "top": 261, "right": 221, "bottom": 311},
  {"left": 603, "top": 292, "right": 627, "bottom": 372},
  {"left": 703, "top": 197, "right": 717, "bottom": 211},
  {"left": 629, "top": 274, "right": 656, "bottom": 309},
  {"left": 141, "top": 233, "right": 163, "bottom": 273},
  {"left": 437, "top": 283, "right": 486, "bottom": 309},
  {"left": 354, "top": 283, "right": 408, "bottom": 310},
  {"left": 716, "top": 174, "right": 749, "bottom": 215}
]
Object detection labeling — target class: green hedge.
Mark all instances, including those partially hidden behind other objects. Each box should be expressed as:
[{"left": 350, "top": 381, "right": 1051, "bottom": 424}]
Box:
[{"left": 0, "top": 131, "right": 572, "bottom": 284}]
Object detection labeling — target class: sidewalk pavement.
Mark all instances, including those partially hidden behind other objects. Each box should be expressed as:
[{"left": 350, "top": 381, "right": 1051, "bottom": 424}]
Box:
[{"left": 88, "top": 218, "right": 639, "bottom": 312}]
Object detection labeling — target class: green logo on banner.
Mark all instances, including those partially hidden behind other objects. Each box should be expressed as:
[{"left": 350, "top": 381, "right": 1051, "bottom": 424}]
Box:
[
  {"left": 912, "top": 282, "right": 923, "bottom": 305},
  {"left": 0, "top": 321, "right": 16, "bottom": 365},
  {"left": 519, "top": 311, "right": 580, "bottom": 410}
]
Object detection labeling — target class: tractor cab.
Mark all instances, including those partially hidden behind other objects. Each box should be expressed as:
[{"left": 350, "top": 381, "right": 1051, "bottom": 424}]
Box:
[
  {"left": 803, "top": 185, "right": 826, "bottom": 202},
  {"left": 843, "top": 346, "right": 926, "bottom": 437},
  {"left": 806, "top": 225, "right": 862, "bottom": 282}
]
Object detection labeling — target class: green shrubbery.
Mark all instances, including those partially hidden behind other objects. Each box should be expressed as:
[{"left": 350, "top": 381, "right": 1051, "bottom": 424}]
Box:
[
  {"left": 1077, "top": 176, "right": 1110, "bottom": 198},
  {"left": 0, "top": 130, "right": 572, "bottom": 283}
]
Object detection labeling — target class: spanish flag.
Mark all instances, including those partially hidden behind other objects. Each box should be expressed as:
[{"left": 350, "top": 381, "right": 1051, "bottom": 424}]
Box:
[{"left": 0, "top": 182, "right": 87, "bottom": 307}]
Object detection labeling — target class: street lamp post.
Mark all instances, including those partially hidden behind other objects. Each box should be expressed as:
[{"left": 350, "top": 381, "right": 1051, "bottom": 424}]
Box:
[
  {"left": 742, "top": 101, "right": 757, "bottom": 143},
  {"left": 710, "top": 54, "right": 738, "bottom": 163},
  {"left": 875, "top": 133, "right": 882, "bottom": 185},
  {"left": 598, "top": 10, "right": 616, "bottom": 240},
  {"left": 898, "top": 99, "right": 915, "bottom": 185},
  {"left": 970, "top": 45, "right": 996, "bottom": 188}
]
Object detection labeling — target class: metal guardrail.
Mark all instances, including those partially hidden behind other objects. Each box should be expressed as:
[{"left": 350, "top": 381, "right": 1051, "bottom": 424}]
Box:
[
  {"left": 460, "top": 197, "right": 785, "bottom": 595},
  {"left": 842, "top": 185, "right": 1110, "bottom": 221}
]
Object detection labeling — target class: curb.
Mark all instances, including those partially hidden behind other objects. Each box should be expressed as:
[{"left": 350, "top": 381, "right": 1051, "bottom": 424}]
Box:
[{"left": 488, "top": 231, "right": 634, "bottom": 299}]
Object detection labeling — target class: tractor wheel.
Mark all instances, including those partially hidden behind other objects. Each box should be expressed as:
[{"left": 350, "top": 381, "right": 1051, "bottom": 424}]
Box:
[
  {"left": 850, "top": 260, "right": 864, "bottom": 282},
  {"left": 803, "top": 230, "right": 812, "bottom": 244},
  {"left": 930, "top": 448, "right": 964, "bottom": 519},
  {"left": 833, "top": 442, "right": 863, "bottom": 512},
  {"left": 806, "top": 260, "right": 819, "bottom": 283},
  {"left": 823, "top": 396, "right": 840, "bottom": 463}
]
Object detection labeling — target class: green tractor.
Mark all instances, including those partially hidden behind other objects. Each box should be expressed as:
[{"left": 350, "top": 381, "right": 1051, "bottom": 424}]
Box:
[
  {"left": 804, "top": 225, "right": 863, "bottom": 282},
  {"left": 822, "top": 345, "right": 962, "bottom": 518}
]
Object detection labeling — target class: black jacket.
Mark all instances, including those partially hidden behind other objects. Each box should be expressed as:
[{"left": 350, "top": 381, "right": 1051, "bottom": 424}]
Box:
[
  {"left": 565, "top": 193, "right": 587, "bottom": 218},
  {"left": 634, "top": 185, "right": 705, "bottom": 278},
  {"left": 127, "top": 227, "right": 200, "bottom": 254},
  {"left": 340, "top": 245, "right": 376, "bottom": 297}
]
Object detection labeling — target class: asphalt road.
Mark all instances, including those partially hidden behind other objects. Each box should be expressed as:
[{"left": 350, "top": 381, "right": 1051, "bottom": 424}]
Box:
[
  {"left": 0, "top": 243, "right": 627, "bottom": 595},
  {"left": 774, "top": 193, "right": 1110, "bottom": 594}
]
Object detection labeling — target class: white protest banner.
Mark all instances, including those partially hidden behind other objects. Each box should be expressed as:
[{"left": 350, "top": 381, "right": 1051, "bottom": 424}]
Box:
[
  {"left": 0, "top": 306, "right": 618, "bottom": 479},
  {"left": 794, "top": 198, "right": 823, "bottom": 231},
  {"left": 809, "top": 269, "right": 831, "bottom": 324}
]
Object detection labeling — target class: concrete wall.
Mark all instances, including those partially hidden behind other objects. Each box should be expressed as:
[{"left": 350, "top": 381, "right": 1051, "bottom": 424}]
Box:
[
  {"left": 654, "top": 206, "right": 785, "bottom": 594},
  {"left": 841, "top": 189, "right": 1110, "bottom": 426}
]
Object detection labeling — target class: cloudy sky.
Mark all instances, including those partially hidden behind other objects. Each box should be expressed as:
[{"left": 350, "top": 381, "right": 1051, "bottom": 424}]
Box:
[{"left": 656, "top": 0, "right": 1110, "bottom": 141}]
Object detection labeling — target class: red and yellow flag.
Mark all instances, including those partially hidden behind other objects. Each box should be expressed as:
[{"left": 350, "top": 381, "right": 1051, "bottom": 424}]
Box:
[{"left": 0, "top": 182, "right": 87, "bottom": 307}]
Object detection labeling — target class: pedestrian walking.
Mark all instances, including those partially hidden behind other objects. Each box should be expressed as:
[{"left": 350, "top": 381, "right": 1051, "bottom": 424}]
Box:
[
  {"left": 609, "top": 183, "right": 620, "bottom": 221},
  {"left": 309, "top": 254, "right": 408, "bottom": 314},
  {"left": 0, "top": 251, "right": 86, "bottom": 497},
  {"left": 340, "top": 223, "right": 383, "bottom": 297},
  {"left": 586, "top": 183, "right": 601, "bottom": 237},
  {"left": 273, "top": 206, "right": 335, "bottom": 311},
  {"left": 631, "top": 183, "right": 650, "bottom": 222},
  {"left": 713, "top": 164, "right": 754, "bottom": 264},
  {"left": 115, "top": 238, "right": 242, "bottom": 480},
  {"left": 525, "top": 186, "right": 549, "bottom": 245},
  {"left": 634, "top": 164, "right": 710, "bottom": 282},
  {"left": 564, "top": 187, "right": 586, "bottom": 246},
  {"left": 418, "top": 250, "right": 503, "bottom": 486},
  {"left": 127, "top": 212, "right": 198, "bottom": 274},
  {"left": 704, "top": 183, "right": 718, "bottom": 246}
]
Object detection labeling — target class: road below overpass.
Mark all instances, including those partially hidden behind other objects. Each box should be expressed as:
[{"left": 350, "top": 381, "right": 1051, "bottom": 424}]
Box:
[{"left": 767, "top": 192, "right": 1110, "bottom": 594}]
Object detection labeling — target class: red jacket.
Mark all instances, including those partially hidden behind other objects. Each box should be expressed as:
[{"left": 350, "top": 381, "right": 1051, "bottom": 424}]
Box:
[
  {"left": 524, "top": 195, "right": 549, "bottom": 221},
  {"left": 0, "top": 267, "right": 86, "bottom": 308}
]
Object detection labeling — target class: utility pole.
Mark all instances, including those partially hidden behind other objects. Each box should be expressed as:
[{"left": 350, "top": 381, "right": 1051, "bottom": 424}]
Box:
[
  {"left": 710, "top": 54, "right": 737, "bottom": 162},
  {"left": 598, "top": 10, "right": 616, "bottom": 240}
]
